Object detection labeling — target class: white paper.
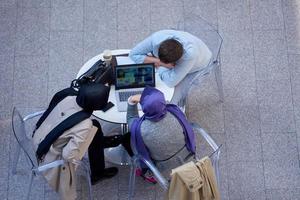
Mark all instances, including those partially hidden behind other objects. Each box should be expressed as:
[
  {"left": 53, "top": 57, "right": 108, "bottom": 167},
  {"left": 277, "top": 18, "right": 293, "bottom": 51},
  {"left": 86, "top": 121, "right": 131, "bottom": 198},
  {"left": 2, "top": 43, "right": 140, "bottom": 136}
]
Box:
[{"left": 116, "top": 56, "right": 135, "bottom": 65}]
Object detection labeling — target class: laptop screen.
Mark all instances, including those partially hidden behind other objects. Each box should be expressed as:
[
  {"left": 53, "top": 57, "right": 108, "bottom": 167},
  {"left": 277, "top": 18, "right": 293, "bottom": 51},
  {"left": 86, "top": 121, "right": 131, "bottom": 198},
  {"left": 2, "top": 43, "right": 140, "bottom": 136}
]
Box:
[{"left": 115, "top": 63, "right": 155, "bottom": 90}]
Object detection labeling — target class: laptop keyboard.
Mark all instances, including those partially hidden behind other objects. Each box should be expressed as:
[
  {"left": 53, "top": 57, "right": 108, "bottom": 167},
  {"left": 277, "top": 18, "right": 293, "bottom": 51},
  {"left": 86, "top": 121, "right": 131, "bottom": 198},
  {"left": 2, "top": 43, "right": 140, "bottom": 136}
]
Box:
[{"left": 119, "top": 91, "right": 142, "bottom": 102}]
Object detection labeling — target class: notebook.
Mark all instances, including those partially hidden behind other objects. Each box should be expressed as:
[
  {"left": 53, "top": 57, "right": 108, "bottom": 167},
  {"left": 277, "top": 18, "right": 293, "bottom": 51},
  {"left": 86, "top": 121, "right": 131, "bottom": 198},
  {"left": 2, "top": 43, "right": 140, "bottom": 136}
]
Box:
[{"left": 114, "top": 63, "right": 155, "bottom": 112}]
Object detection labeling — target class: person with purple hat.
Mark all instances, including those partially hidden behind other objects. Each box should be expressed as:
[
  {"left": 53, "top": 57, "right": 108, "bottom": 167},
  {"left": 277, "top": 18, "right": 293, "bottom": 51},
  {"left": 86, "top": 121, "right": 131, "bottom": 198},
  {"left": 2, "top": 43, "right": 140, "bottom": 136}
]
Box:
[{"left": 125, "top": 86, "right": 196, "bottom": 183}]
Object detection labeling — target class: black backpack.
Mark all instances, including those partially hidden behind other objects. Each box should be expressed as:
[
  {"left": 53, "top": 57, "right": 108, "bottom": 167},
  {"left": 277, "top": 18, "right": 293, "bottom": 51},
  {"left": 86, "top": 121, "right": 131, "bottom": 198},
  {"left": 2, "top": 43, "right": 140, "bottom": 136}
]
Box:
[{"left": 34, "top": 87, "right": 92, "bottom": 161}]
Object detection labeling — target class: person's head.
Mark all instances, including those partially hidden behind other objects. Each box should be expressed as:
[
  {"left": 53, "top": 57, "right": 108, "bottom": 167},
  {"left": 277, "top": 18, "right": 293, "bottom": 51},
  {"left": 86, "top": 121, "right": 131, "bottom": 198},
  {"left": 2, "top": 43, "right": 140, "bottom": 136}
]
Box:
[
  {"left": 158, "top": 39, "right": 183, "bottom": 65},
  {"left": 76, "top": 83, "right": 110, "bottom": 112},
  {"left": 140, "top": 87, "right": 167, "bottom": 121}
]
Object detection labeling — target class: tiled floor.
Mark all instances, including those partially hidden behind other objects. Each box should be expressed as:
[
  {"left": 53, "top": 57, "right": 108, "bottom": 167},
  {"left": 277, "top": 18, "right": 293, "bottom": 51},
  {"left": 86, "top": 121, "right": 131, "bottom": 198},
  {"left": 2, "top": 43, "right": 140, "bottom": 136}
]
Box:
[{"left": 1, "top": 0, "right": 300, "bottom": 199}]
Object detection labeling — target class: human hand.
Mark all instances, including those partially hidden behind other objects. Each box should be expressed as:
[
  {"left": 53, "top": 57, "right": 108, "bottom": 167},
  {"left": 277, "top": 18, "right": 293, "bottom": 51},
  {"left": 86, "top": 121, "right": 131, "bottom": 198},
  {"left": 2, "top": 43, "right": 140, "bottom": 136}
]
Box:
[{"left": 129, "top": 94, "right": 141, "bottom": 104}]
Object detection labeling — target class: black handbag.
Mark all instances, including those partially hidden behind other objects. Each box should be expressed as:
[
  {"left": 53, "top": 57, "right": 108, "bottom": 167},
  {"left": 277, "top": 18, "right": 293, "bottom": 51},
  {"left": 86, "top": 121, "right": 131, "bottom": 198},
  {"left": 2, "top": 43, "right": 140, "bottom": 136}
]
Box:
[{"left": 71, "top": 59, "right": 114, "bottom": 88}]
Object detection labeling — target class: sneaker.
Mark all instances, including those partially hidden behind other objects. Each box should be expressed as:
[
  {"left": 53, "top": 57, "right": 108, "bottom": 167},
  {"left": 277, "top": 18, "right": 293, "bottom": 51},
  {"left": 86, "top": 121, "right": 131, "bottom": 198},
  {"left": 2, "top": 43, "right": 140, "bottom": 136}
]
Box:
[
  {"left": 135, "top": 168, "right": 157, "bottom": 184},
  {"left": 91, "top": 167, "right": 118, "bottom": 185}
]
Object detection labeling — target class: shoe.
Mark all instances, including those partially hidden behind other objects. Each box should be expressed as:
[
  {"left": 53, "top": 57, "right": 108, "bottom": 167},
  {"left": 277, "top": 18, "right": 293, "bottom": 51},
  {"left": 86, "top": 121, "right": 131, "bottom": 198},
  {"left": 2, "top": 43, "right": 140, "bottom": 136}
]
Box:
[
  {"left": 103, "top": 135, "right": 123, "bottom": 148},
  {"left": 91, "top": 167, "right": 118, "bottom": 185},
  {"left": 135, "top": 168, "right": 157, "bottom": 184}
]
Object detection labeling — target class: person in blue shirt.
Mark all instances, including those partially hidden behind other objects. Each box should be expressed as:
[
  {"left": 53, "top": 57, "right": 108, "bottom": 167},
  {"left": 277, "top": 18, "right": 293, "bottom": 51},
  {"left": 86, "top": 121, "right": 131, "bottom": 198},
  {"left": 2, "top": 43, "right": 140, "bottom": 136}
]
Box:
[{"left": 129, "top": 30, "right": 212, "bottom": 104}]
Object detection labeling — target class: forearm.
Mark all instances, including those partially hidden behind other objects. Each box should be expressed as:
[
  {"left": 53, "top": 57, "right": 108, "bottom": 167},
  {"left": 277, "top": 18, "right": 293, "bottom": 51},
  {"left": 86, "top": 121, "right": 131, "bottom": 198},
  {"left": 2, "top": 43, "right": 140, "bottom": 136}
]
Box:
[
  {"left": 126, "top": 104, "right": 139, "bottom": 128},
  {"left": 158, "top": 59, "right": 196, "bottom": 87},
  {"left": 129, "top": 35, "right": 153, "bottom": 63}
]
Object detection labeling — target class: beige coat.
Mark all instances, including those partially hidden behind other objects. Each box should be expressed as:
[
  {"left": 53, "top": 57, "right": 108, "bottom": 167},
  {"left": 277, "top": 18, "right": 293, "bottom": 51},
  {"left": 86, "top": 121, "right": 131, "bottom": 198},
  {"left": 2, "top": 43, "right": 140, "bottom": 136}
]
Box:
[
  {"left": 32, "top": 96, "right": 97, "bottom": 200},
  {"left": 165, "top": 157, "right": 220, "bottom": 200}
]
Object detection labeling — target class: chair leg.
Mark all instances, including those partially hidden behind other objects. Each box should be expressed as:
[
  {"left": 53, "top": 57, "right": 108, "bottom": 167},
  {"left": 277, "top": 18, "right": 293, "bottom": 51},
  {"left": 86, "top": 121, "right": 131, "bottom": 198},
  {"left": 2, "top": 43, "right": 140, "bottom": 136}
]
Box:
[
  {"left": 12, "top": 145, "right": 21, "bottom": 175},
  {"left": 81, "top": 160, "right": 93, "bottom": 200},
  {"left": 214, "top": 63, "right": 224, "bottom": 103},
  {"left": 26, "top": 172, "right": 34, "bottom": 200},
  {"left": 85, "top": 170, "right": 93, "bottom": 200},
  {"left": 128, "top": 157, "right": 138, "bottom": 200}
]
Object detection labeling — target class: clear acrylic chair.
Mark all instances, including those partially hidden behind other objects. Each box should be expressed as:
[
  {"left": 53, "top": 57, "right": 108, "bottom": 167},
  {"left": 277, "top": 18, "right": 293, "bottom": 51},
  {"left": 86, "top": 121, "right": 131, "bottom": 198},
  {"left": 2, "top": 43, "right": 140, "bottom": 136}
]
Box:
[
  {"left": 128, "top": 121, "right": 221, "bottom": 199},
  {"left": 11, "top": 107, "right": 93, "bottom": 200},
  {"left": 176, "top": 14, "right": 224, "bottom": 111}
]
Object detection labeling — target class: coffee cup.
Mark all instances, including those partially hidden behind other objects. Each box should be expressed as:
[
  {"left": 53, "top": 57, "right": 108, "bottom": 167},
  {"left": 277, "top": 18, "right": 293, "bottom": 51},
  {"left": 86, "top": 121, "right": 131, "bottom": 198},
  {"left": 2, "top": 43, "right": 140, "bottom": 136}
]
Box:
[{"left": 103, "top": 49, "right": 112, "bottom": 66}]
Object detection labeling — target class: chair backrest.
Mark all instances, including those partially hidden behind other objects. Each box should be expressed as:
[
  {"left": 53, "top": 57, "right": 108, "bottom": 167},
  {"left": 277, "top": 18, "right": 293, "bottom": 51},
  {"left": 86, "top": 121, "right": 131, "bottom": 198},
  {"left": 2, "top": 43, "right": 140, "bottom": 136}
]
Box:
[
  {"left": 12, "top": 107, "right": 39, "bottom": 168},
  {"left": 129, "top": 121, "right": 221, "bottom": 198},
  {"left": 177, "top": 14, "right": 223, "bottom": 63},
  {"left": 175, "top": 14, "right": 224, "bottom": 109}
]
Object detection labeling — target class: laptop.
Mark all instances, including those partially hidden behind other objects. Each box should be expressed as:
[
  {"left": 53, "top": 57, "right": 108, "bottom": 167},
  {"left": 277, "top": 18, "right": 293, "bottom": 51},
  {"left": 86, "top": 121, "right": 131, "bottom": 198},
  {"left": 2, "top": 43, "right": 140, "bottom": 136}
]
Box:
[{"left": 115, "top": 63, "right": 156, "bottom": 112}]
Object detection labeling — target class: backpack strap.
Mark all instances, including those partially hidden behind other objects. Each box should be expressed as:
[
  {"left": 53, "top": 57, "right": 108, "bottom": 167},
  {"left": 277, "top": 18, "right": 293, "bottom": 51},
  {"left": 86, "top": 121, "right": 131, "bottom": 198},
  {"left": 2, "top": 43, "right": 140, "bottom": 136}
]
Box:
[
  {"left": 36, "top": 110, "right": 91, "bottom": 161},
  {"left": 35, "top": 87, "right": 78, "bottom": 131}
]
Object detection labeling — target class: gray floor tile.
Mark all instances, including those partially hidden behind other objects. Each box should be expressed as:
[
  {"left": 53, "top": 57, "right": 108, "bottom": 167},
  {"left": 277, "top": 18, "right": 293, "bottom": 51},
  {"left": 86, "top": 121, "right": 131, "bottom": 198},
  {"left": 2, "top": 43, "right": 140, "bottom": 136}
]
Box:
[
  {"left": 51, "top": 0, "right": 82, "bottom": 7},
  {"left": 0, "top": 54, "right": 14, "bottom": 117},
  {"left": 118, "top": 0, "right": 150, "bottom": 31},
  {"left": 289, "top": 55, "right": 300, "bottom": 121},
  {"left": 83, "top": 29, "right": 117, "bottom": 63},
  {"left": 264, "top": 160, "right": 300, "bottom": 189},
  {"left": 17, "top": 0, "right": 50, "bottom": 8},
  {"left": 218, "top": 0, "right": 251, "bottom": 31},
  {"left": 118, "top": 30, "right": 150, "bottom": 49},
  {"left": 282, "top": 0, "right": 300, "bottom": 29},
  {"left": 250, "top": 0, "right": 284, "bottom": 30},
  {"left": 224, "top": 103, "right": 260, "bottom": 135},
  {"left": 222, "top": 54, "right": 256, "bottom": 90},
  {"left": 289, "top": 54, "right": 300, "bottom": 86},
  {"left": 223, "top": 85, "right": 257, "bottom": 104},
  {"left": 15, "top": 7, "right": 50, "bottom": 56},
  {"left": 286, "top": 27, "right": 300, "bottom": 54},
  {"left": 259, "top": 106, "right": 295, "bottom": 133},
  {"left": 150, "top": 6, "right": 183, "bottom": 32},
  {"left": 8, "top": 173, "right": 45, "bottom": 200},
  {"left": 153, "top": 0, "right": 184, "bottom": 8},
  {"left": 84, "top": 4, "right": 117, "bottom": 62},
  {"left": 0, "top": 119, "right": 10, "bottom": 194},
  {"left": 253, "top": 29, "right": 287, "bottom": 56},
  {"left": 13, "top": 55, "right": 49, "bottom": 108},
  {"left": 220, "top": 30, "right": 253, "bottom": 55},
  {"left": 282, "top": 0, "right": 300, "bottom": 54},
  {"left": 226, "top": 133, "right": 262, "bottom": 162},
  {"left": 227, "top": 161, "right": 265, "bottom": 199},
  {"left": 257, "top": 79, "right": 293, "bottom": 109},
  {"left": 255, "top": 54, "right": 290, "bottom": 81},
  {"left": 48, "top": 31, "right": 83, "bottom": 97},
  {"left": 86, "top": 0, "right": 117, "bottom": 7},
  {"left": 50, "top": 0, "right": 83, "bottom": 31},
  {"left": 189, "top": 97, "right": 224, "bottom": 133},
  {"left": 0, "top": 0, "right": 16, "bottom": 7},
  {"left": 0, "top": 6, "right": 17, "bottom": 56},
  {"left": 84, "top": 2, "right": 117, "bottom": 30},
  {"left": 119, "top": 189, "right": 156, "bottom": 200},
  {"left": 266, "top": 188, "right": 300, "bottom": 200},
  {"left": 291, "top": 77, "right": 300, "bottom": 124},
  {"left": 230, "top": 189, "right": 266, "bottom": 200},
  {"left": 183, "top": 0, "right": 217, "bottom": 29},
  {"left": 0, "top": 190, "right": 8, "bottom": 200},
  {"left": 262, "top": 132, "right": 298, "bottom": 163}
]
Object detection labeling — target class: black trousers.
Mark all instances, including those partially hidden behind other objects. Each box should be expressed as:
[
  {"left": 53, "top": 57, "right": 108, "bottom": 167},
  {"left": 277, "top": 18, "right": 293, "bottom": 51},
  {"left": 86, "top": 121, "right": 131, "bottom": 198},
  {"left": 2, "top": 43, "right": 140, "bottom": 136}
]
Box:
[
  {"left": 88, "top": 120, "right": 106, "bottom": 177},
  {"left": 88, "top": 120, "right": 133, "bottom": 177}
]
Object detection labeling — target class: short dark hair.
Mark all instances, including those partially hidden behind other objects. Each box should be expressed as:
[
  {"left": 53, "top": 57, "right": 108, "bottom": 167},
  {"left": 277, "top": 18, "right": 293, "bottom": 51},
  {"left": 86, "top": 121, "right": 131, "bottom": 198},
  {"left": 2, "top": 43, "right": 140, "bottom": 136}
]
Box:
[{"left": 158, "top": 39, "right": 183, "bottom": 64}]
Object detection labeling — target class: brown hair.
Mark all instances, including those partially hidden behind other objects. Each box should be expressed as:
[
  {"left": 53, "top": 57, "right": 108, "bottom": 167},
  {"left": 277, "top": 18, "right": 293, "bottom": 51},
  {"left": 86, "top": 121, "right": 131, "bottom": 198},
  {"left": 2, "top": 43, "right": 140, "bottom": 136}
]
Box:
[{"left": 158, "top": 39, "right": 183, "bottom": 64}]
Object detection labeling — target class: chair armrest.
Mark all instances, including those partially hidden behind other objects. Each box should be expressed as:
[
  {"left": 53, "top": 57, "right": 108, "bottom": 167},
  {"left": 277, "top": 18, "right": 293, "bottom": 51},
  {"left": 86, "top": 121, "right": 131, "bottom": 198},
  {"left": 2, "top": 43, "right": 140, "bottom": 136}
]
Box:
[
  {"left": 23, "top": 110, "right": 45, "bottom": 121},
  {"left": 34, "top": 160, "right": 65, "bottom": 173},
  {"left": 190, "top": 122, "right": 219, "bottom": 151},
  {"left": 140, "top": 156, "right": 169, "bottom": 190}
]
